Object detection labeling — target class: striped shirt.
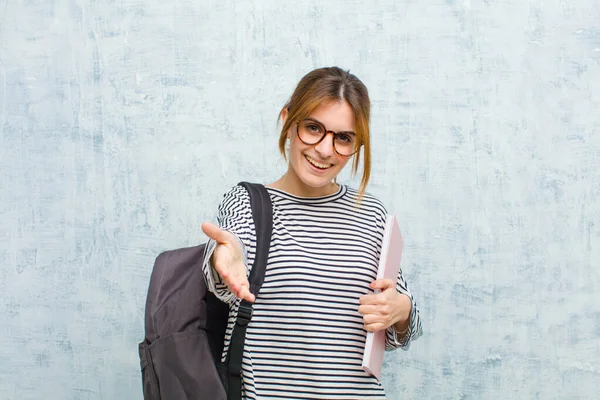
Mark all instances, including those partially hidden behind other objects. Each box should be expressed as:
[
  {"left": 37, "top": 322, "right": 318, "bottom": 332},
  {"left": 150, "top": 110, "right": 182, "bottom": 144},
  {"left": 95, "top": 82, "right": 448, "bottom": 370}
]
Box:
[{"left": 203, "top": 184, "right": 423, "bottom": 399}]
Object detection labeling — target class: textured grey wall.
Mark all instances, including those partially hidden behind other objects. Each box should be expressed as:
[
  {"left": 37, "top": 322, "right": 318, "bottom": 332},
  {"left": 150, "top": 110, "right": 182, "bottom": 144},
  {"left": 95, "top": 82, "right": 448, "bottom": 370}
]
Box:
[{"left": 1, "top": 0, "right": 599, "bottom": 399}]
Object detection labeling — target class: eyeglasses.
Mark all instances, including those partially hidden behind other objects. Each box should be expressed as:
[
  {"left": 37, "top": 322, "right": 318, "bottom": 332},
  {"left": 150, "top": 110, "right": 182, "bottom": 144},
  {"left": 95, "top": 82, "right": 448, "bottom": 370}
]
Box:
[{"left": 296, "top": 118, "right": 361, "bottom": 157}]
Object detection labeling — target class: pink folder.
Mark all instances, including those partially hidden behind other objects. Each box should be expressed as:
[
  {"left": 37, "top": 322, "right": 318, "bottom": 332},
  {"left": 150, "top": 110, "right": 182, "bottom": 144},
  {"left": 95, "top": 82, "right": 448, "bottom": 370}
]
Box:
[{"left": 361, "top": 214, "right": 404, "bottom": 380}]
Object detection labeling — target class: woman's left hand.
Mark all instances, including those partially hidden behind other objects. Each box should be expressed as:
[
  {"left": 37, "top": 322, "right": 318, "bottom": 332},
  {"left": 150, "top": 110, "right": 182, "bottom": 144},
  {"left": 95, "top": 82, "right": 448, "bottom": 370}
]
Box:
[{"left": 358, "top": 279, "right": 412, "bottom": 333}]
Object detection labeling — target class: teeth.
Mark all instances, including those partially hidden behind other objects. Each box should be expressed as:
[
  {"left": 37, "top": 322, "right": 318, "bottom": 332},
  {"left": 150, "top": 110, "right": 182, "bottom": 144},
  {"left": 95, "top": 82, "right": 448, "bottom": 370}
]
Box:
[{"left": 306, "top": 156, "right": 332, "bottom": 169}]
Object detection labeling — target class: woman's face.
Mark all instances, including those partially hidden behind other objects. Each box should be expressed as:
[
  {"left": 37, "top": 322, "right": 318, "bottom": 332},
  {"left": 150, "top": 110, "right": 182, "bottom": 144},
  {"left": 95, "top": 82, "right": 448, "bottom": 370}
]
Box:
[{"left": 284, "top": 100, "right": 356, "bottom": 196}]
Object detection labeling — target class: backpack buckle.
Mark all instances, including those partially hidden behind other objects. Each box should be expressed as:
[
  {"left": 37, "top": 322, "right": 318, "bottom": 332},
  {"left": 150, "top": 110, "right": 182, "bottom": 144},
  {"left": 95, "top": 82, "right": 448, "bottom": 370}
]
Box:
[{"left": 236, "top": 300, "right": 253, "bottom": 326}]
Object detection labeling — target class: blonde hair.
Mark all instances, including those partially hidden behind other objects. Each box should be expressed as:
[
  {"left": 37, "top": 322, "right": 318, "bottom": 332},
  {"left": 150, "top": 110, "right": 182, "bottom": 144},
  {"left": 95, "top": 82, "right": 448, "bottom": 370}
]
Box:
[{"left": 278, "top": 67, "right": 371, "bottom": 198}]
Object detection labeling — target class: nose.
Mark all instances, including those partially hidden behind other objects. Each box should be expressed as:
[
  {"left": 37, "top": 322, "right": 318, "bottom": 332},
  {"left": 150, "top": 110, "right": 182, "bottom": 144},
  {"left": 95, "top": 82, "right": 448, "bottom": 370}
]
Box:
[{"left": 314, "top": 132, "right": 335, "bottom": 158}]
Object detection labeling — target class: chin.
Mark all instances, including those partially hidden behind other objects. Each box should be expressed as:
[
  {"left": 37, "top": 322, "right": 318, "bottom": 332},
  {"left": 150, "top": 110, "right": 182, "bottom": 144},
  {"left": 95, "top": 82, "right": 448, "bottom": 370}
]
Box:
[
  {"left": 297, "top": 167, "right": 340, "bottom": 192},
  {"left": 299, "top": 175, "right": 334, "bottom": 189}
]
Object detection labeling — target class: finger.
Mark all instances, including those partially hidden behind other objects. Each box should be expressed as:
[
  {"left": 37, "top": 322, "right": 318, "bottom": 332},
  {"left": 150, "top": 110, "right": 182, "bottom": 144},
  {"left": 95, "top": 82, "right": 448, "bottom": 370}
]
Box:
[
  {"left": 225, "top": 273, "right": 248, "bottom": 294},
  {"left": 238, "top": 285, "right": 256, "bottom": 303},
  {"left": 370, "top": 278, "right": 395, "bottom": 291},
  {"left": 357, "top": 304, "right": 382, "bottom": 316},
  {"left": 362, "top": 313, "right": 386, "bottom": 325},
  {"left": 230, "top": 280, "right": 251, "bottom": 300},
  {"left": 224, "top": 270, "right": 252, "bottom": 298},
  {"left": 364, "top": 322, "right": 386, "bottom": 333},
  {"left": 201, "top": 222, "right": 231, "bottom": 244},
  {"left": 213, "top": 262, "right": 237, "bottom": 286},
  {"left": 359, "top": 293, "right": 384, "bottom": 306}
]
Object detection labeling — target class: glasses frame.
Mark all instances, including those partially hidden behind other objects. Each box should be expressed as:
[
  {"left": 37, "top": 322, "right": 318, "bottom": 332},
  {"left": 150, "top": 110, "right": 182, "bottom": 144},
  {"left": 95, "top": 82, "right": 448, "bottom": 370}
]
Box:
[{"left": 295, "top": 118, "right": 362, "bottom": 157}]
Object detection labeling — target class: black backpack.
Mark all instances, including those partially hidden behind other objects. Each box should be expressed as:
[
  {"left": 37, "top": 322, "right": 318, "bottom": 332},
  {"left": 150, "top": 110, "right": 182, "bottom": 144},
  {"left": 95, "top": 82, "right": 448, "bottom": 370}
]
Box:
[{"left": 138, "top": 182, "right": 273, "bottom": 400}]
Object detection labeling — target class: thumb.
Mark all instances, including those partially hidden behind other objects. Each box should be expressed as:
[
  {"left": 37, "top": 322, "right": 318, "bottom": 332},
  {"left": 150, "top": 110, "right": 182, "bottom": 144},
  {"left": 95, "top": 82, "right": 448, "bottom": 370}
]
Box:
[
  {"left": 201, "top": 222, "right": 231, "bottom": 244},
  {"left": 370, "top": 278, "right": 395, "bottom": 291}
]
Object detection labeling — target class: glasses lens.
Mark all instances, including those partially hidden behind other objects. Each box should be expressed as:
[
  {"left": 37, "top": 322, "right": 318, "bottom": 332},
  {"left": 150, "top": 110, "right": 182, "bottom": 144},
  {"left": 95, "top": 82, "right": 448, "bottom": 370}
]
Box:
[
  {"left": 334, "top": 133, "right": 358, "bottom": 156},
  {"left": 297, "top": 120, "right": 325, "bottom": 144}
]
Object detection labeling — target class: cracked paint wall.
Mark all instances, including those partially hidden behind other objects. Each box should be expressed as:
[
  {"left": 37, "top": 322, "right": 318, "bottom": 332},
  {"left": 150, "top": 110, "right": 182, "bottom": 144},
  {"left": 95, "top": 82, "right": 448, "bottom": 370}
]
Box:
[{"left": 1, "top": 1, "right": 599, "bottom": 399}]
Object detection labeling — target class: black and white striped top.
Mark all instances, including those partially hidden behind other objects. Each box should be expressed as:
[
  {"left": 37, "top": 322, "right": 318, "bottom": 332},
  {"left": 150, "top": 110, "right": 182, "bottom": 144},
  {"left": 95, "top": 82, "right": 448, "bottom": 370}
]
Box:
[{"left": 203, "top": 184, "right": 422, "bottom": 399}]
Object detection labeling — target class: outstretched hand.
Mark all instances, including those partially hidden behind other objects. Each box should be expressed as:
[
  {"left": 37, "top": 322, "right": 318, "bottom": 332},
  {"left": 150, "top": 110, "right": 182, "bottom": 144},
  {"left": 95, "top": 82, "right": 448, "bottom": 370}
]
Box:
[{"left": 202, "top": 222, "right": 255, "bottom": 303}]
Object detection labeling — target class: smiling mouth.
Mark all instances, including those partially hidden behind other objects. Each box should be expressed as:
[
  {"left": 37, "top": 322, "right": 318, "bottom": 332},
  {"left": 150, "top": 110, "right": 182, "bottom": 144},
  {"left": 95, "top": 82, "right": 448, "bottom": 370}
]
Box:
[{"left": 305, "top": 155, "right": 332, "bottom": 170}]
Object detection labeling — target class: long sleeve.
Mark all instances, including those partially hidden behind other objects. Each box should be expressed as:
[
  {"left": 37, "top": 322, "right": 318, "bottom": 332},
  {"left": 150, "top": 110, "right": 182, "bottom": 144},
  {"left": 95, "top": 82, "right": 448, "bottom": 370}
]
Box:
[
  {"left": 202, "top": 185, "right": 257, "bottom": 305},
  {"left": 385, "top": 268, "right": 423, "bottom": 350}
]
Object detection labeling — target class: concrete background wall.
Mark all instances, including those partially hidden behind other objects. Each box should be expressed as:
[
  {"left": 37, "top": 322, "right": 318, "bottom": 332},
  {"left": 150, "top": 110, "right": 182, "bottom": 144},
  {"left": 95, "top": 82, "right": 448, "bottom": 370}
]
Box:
[{"left": 1, "top": 0, "right": 599, "bottom": 399}]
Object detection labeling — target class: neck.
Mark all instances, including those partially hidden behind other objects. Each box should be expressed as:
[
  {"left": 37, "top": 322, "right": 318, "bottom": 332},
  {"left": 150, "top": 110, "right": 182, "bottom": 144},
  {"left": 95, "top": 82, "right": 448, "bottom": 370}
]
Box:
[{"left": 269, "top": 171, "right": 338, "bottom": 197}]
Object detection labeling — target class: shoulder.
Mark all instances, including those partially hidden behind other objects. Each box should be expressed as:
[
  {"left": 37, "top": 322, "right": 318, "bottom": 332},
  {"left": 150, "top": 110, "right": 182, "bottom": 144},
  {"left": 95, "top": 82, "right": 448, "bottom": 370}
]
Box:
[
  {"left": 344, "top": 186, "right": 388, "bottom": 217},
  {"left": 217, "top": 184, "right": 252, "bottom": 213},
  {"left": 341, "top": 186, "right": 388, "bottom": 232}
]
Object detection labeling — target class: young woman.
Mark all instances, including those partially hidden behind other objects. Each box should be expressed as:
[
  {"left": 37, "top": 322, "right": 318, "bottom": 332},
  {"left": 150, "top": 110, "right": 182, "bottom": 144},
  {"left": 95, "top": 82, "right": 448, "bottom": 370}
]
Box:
[{"left": 201, "top": 67, "right": 423, "bottom": 399}]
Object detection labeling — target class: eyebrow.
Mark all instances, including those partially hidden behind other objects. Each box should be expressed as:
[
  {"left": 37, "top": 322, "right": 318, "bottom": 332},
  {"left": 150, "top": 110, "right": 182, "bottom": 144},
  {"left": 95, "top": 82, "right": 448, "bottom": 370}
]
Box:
[{"left": 304, "top": 117, "right": 357, "bottom": 135}]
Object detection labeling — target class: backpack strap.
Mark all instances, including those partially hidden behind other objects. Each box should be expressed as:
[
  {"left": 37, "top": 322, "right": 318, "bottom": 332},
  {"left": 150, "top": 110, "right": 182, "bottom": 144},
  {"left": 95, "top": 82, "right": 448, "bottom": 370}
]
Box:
[
  {"left": 240, "top": 182, "right": 273, "bottom": 294},
  {"left": 226, "top": 182, "right": 273, "bottom": 400}
]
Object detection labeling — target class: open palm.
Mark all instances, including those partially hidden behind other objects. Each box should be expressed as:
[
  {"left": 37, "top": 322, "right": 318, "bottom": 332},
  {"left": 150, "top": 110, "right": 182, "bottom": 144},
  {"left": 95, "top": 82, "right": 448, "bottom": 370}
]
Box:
[{"left": 201, "top": 222, "right": 255, "bottom": 303}]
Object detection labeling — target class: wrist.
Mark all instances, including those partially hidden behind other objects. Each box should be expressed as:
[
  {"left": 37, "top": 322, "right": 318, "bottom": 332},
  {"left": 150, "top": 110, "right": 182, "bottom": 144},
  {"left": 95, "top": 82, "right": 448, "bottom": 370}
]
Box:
[
  {"left": 395, "top": 325, "right": 409, "bottom": 336},
  {"left": 393, "top": 293, "right": 411, "bottom": 334}
]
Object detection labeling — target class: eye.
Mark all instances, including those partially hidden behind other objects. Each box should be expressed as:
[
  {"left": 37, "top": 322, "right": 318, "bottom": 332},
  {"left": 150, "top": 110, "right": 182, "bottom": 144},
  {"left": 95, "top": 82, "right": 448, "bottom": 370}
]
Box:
[
  {"left": 336, "top": 133, "right": 354, "bottom": 143},
  {"left": 307, "top": 124, "right": 322, "bottom": 133}
]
